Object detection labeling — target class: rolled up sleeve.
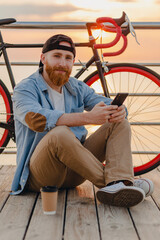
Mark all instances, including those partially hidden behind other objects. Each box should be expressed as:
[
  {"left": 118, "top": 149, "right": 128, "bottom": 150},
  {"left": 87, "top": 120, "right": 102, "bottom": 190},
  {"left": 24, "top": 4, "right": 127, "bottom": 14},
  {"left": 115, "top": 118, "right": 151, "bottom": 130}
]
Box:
[{"left": 13, "top": 86, "right": 64, "bottom": 132}]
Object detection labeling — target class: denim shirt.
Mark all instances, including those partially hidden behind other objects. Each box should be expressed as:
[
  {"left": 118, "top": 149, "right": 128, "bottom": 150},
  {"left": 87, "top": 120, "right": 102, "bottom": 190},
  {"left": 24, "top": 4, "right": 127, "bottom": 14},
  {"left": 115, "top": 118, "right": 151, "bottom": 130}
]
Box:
[{"left": 11, "top": 69, "right": 113, "bottom": 195}]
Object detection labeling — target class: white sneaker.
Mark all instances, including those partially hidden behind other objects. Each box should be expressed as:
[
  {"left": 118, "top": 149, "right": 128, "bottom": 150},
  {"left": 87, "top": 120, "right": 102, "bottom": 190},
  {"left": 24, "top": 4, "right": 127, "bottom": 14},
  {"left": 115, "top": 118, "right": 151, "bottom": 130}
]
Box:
[
  {"left": 134, "top": 178, "right": 154, "bottom": 197},
  {"left": 96, "top": 182, "right": 145, "bottom": 208}
]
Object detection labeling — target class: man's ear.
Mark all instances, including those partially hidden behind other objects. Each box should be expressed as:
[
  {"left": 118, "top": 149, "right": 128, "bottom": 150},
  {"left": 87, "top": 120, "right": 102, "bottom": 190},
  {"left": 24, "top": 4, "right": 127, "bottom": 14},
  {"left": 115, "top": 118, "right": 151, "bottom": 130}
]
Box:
[{"left": 40, "top": 53, "right": 46, "bottom": 65}]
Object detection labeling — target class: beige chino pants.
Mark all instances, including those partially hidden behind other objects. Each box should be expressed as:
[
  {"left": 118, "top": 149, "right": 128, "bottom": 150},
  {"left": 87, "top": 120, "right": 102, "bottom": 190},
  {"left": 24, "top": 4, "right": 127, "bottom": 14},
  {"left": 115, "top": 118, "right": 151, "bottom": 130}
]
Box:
[{"left": 28, "top": 119, "right": 134, "bottom": 192}]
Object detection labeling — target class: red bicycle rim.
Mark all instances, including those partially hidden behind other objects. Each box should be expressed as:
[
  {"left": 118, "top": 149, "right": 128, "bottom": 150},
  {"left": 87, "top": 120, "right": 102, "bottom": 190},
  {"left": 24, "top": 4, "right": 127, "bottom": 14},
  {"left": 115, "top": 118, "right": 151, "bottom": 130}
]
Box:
[{"left": 0, "top": 84, "right": 11, "bottom": 146}]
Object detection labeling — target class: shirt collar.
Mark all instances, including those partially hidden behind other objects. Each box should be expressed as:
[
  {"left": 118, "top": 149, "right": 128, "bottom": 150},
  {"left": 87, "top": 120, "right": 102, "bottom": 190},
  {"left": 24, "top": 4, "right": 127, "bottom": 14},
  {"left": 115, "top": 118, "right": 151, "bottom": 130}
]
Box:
[
  {"left": 35, "top": 70, "right": 48, "bottom": 92},
  {"left": 64, "top": 81, "right": 76, "bottom": 96}
]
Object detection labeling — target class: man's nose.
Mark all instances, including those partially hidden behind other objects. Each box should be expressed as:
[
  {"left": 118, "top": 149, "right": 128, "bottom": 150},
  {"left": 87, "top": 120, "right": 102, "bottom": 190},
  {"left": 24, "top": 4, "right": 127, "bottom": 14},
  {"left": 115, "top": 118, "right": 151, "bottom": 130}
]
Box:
[{"left": 59, "top": 57, "right": 66, "bottom": 67}]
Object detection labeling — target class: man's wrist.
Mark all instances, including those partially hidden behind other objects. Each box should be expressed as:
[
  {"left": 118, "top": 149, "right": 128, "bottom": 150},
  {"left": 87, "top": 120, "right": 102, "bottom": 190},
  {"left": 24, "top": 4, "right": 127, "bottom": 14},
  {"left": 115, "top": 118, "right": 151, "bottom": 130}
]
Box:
[
  {"left": 56, "top": 111, "right": 92, "bottom": 126},
  {"left": 83, "top": 111, "right": 92, "bottom": 125}
]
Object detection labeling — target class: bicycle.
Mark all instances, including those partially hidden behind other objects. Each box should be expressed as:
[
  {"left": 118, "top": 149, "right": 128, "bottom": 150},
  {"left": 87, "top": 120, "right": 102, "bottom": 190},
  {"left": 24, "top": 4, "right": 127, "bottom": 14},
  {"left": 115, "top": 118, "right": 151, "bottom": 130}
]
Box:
[{"left": 0, "top": 12, "right": 160, "bottom": 176}]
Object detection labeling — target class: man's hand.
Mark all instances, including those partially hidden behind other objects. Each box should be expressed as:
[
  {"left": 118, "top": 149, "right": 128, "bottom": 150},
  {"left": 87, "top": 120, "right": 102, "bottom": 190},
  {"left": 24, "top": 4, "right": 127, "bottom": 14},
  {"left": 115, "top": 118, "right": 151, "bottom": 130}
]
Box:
[
  {"left": 108, "top": 104, "right": 126, "bottom": 123},
  {"left": 88, "top": 102, "right": 118, "bottom": 125}
]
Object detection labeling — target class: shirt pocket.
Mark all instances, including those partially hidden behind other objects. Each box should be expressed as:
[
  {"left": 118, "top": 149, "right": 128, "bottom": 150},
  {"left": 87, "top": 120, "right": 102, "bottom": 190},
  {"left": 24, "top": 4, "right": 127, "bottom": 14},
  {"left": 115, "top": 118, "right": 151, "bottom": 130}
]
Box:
[{"left": 71, "top": 105, "right": 84, "bottom": 113}]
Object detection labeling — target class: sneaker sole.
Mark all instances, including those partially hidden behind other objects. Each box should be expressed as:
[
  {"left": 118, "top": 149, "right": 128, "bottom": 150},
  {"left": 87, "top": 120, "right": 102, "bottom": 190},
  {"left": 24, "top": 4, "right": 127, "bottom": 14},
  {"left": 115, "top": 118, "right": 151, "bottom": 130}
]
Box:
[{"left": 96, "top": 188, "right": 144, "bottom": 208}]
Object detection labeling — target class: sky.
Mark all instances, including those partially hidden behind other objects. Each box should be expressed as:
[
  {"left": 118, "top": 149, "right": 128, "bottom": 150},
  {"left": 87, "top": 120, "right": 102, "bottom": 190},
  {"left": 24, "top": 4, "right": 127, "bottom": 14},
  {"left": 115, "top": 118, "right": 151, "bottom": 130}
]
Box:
[
  {"left": 0, "top": 0, "right": 159, "bottom": 82},
  {"left": 0, "top": 0, "right": 160, "bottom": 21}
]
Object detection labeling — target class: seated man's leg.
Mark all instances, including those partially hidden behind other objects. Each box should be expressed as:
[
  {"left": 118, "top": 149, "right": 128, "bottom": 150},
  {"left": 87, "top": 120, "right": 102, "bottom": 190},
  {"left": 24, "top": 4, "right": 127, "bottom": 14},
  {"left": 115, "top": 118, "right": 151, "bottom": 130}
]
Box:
[
  {"left": 84, "top": 119, "right": 145, "bottom": 207},
  {"left": 28, "top": 126, "right": 105, "bottom": 192},
  {"left": 104, "top": 119, "right": 134, "bottom": 185},
  {"left": 84, "top": 119, "right": 134, "bottom": 185}
]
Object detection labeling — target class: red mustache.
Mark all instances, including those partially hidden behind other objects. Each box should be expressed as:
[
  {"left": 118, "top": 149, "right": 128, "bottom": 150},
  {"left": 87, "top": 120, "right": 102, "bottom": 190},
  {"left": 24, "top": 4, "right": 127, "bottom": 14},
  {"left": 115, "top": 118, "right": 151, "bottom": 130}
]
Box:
[{"left": 52, "top": 66, "right": 69, "bottom": 73}]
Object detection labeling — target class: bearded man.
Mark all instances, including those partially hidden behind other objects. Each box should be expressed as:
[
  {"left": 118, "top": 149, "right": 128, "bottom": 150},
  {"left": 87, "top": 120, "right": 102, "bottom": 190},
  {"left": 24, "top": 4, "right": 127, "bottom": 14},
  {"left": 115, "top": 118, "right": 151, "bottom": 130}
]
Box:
[{"left": 11, "top": 34, "right": 153, "bottom": 207}]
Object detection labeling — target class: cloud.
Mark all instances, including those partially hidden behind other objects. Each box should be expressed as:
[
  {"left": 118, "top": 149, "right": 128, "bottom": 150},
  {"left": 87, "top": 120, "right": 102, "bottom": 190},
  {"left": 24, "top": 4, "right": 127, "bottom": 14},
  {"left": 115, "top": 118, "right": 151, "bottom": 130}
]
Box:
[
  {"left": 109, "top": 0, "right": 137, "bottom": 2},
  {"left": 0, "top": 3, "right": 85, "bottom": 19}
]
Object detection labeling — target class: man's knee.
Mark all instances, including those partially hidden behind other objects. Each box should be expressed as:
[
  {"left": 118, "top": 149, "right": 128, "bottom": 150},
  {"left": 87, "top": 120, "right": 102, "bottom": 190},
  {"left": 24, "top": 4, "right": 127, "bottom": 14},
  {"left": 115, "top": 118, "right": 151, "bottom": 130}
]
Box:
[
  {"left": 114, "top": 119, "right": 131, "bottom": 139},
  {"left": 101, "top": 119, "right": 131, "bottom": 138},
  {"left": 47, "top": 126, "right": 76, "bottom": 146},
  {"left": 120, "top": 119, "right": 131, "bottom": 132},
  {"left": 110, "top": 119, "right": 130, "bottom": 130},
  {"left": 102, "top": 119, "right": 130, "bottom": 130}
]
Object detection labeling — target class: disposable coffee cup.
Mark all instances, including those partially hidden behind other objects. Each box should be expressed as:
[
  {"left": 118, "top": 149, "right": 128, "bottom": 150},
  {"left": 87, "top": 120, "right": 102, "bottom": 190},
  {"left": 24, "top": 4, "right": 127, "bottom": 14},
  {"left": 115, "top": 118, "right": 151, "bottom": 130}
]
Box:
[{"left": 41, "top": 186, "right": 58, "bottom": 215}]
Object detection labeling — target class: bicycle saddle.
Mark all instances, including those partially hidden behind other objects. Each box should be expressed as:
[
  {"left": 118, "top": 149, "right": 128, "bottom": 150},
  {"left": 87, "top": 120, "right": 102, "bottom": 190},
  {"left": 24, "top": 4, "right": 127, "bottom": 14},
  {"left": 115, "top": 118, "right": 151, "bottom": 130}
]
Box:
[{"left": 0, "top": 18, "right": 16, "bottom": 26}]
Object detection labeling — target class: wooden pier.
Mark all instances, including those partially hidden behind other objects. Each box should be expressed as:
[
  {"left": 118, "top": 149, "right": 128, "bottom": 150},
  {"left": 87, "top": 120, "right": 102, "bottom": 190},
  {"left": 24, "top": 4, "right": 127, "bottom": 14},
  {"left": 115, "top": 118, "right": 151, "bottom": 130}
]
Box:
[{"left": 0, "top": 165, "right": 160, "bottom": 240}]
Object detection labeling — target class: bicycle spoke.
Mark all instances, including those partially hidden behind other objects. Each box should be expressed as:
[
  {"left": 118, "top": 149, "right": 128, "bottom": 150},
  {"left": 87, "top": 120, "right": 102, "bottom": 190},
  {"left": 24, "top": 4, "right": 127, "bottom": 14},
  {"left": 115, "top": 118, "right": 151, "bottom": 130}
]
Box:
[
  {"left": 107, "top": 82, "right": 114, "bottom": 94},
  {"left": 132, "top": 128, "right": 156, "bottom": 165},
  {"left": 120, "top": 72, "right": 122, "bottom": 93},
  {"left": 148, "top": 125, "right": 160, "bottom": 132},
  {"left": 112, "top": 74, "right": 117, "bottom": 94},
  {"left": 133, "top": 127, "right": 160, "bottom": 150},
  {"left": 129, "top": 113, "right": 160, "bottom": 124},
  {"left": 141, "top": 126, "right": 160, "bottom": 147},
  {"left": 131, "top": 127, "right": 153, "bottom": 167},
  {"left": 128, "top": 93, "right": 159, "bottom": 121},
  {"left": 132, "top": 128, "right": 144, "bottom": 166},
  {"left": 127, "top": 73, "right": 159, "bottom": 111},
  {"left": 130, "top": 102, "right": 160, "bottom": 121},
  {"left": 128, "top": 94, "right": 160, "bottom": 121},
  {"left": 134, "top": 125, "right": 160, "bottom": 146}
]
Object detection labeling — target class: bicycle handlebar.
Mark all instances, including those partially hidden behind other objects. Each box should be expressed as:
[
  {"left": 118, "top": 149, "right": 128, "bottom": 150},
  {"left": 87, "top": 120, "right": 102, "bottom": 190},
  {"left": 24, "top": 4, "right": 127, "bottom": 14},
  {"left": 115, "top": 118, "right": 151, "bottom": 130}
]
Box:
[
  {"left": 102, "top": 35, "right": 127, "bottom": 57},
  {"left": 96, "top": 11, "right": 126, "bottom": 33},
  {"left": 112, "top": 11, "right": 126, "bottom": 27},
  {"left": 91, "top": 12, "right": 130, "bottom": 57}
]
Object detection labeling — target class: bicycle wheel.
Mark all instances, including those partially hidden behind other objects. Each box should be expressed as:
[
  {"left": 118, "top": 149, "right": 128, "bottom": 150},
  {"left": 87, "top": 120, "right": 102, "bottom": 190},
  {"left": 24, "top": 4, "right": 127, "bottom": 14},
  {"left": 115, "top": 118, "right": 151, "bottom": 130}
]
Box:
[
  {"left": 84, "top": 63, "right": 160, "bottom": 175},
  {"left": 0, "top": 79, "right": 12, "bottom": 153}
]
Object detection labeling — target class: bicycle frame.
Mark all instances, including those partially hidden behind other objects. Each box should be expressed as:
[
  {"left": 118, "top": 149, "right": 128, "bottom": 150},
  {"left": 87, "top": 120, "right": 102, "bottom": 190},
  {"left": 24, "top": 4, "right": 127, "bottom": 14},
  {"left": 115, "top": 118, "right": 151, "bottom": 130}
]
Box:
[
  {"left": 0, "top": 31, "right": 44, "bottom": 89},
  {"left": 0, "top": 33, "right": 110, "bottom": 97}
]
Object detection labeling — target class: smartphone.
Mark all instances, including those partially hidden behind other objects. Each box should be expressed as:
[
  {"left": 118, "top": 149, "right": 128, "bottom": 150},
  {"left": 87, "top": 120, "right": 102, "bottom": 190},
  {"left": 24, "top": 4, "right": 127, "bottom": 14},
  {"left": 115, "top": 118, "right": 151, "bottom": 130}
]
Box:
[{"left": 111, "top": 93, "right": 128, "bottom": 106}]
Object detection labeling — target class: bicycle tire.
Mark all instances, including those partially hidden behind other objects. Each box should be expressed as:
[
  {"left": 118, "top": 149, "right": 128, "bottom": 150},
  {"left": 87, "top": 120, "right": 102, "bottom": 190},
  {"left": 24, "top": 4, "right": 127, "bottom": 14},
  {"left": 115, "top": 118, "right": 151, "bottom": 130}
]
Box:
[
  {"left": 84, "top": 63, "right": 160, "bottom": 176},
  {"left": 0, "top": 79, "right": 12, "bottom": 153}
]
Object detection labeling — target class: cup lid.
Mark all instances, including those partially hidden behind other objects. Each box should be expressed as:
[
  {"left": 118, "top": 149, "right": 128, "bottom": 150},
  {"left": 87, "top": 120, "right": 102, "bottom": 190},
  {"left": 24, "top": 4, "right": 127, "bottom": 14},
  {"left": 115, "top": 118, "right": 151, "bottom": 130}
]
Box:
[{"left": 41, "top": 186, "right": 58, "bottom": 192}]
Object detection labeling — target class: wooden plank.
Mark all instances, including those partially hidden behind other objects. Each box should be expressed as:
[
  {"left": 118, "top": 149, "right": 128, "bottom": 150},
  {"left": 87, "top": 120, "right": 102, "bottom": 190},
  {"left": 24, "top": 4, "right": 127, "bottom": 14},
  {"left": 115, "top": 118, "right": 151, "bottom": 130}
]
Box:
[
  {"left": 25, "top": 189, "right": 66, "bottom": 240},
  {"left": 64, "top": 181, "right": 100, "bottom": 240},
  {"left": 0, "top": 165, "right": 16, "bottom": 210},
  {"left": 128, "top": 167, "right": 160, "bottom": 240},
  {"left": 141, "top": 167, "right": 160, "bottom": 208},
  {"left": 0, "top": 192, "right": 37, "bottom": 240},
  {"left": 95, "top": 187, "right": 139, "bottom": 240},
  {"left": 129, "top": 196, "right": 160, "bottom": 240}
]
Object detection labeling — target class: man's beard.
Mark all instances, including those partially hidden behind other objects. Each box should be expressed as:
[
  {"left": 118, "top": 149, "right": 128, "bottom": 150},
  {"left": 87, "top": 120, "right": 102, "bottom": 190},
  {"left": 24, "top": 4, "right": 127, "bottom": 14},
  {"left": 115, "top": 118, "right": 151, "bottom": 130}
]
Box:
[{"left": 45, "top": 62, "right": 71, "bottom": 86}]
